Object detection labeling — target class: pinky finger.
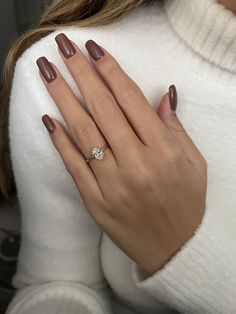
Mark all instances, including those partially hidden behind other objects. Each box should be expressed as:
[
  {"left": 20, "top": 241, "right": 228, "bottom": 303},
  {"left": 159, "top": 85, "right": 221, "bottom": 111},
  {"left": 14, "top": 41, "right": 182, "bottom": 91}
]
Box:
[{"left": 41, "top": 114, "right": 105, "bottom": 212}]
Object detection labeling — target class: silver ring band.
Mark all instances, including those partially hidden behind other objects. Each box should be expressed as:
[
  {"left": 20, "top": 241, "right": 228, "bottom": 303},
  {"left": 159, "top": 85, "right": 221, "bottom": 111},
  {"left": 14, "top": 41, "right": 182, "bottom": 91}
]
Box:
[{"left": 86, "top": 144, "right": 109, "bottom": 163}]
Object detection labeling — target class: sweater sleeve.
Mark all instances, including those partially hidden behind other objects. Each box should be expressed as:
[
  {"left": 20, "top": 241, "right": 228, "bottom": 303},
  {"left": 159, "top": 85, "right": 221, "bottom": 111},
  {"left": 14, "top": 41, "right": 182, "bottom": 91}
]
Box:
[
  {"left": 131, "top": 205, "right": 236, "bottom": 313},
  {"left": 7, "top": 282, "right": 111, "bottom": 314},
  {"left": 8, "top": 32, "right": 111, "bottom": 312}
]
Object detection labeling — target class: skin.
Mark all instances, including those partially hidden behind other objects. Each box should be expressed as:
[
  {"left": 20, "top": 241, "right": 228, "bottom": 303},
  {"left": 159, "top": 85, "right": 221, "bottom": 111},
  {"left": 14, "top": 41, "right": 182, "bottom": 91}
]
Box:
[
  {"left": 39, "top": 35, "right": 207, "bottom": 277},
  {"left": 218, "top": 0, "right": 236, "bottom": 14}
]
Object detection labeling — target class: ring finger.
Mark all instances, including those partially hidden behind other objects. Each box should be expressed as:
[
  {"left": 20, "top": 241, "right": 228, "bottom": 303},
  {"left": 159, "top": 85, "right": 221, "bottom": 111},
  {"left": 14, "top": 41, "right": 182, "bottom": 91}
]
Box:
[{"left": 36, "top": 57, "right": 118, "bottom": 188}]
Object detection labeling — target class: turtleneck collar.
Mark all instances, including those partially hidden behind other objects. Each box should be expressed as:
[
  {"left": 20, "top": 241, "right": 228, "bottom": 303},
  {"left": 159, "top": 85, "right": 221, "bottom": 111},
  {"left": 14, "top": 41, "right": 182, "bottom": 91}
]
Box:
[{"left": 164, "top": 0, "right": 236, "bottom": 73}]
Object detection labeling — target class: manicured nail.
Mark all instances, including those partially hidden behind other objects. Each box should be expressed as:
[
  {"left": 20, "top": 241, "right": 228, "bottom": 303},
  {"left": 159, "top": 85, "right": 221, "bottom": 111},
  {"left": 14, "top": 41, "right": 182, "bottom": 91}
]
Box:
[
  {"left": 36, "top": 57, "right": 57, "bottom": 83},
  {"left": 85, "top": 40, "right": 104, "bottom": 61},
  {"left": 55, "top": 33, "right": 76, "bottom": 59},
  {"left": 169, "top": 85, "right": 177, "bottom": 111},
  {"left": 42, "top": 115, "right": 56, "bottom": 134}
]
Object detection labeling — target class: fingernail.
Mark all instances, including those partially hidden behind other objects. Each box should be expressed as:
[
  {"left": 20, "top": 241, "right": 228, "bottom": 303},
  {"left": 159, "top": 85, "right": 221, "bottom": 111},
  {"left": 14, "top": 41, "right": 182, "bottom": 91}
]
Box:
[
  {"left": 42, "top": 114, "right": 56, "bottom": 134},
  {"left": 85, "top": 40, "right": 104, "bottom": 61},
  {"left": 36, "top": 57, "right": 57, "bottom": 83},
  {"left": 169, "top": 85, "right": 177, "bottom": 111},
  {"left": 55, "top": 33, "right": 76, "bottom": 59}
]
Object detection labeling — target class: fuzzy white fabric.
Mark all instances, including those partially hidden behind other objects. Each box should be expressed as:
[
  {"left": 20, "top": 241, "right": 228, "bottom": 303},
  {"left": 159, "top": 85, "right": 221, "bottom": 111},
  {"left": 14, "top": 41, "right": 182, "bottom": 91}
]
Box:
[{"left": 7, "top": 0, "right": 236, "bottom": 313}]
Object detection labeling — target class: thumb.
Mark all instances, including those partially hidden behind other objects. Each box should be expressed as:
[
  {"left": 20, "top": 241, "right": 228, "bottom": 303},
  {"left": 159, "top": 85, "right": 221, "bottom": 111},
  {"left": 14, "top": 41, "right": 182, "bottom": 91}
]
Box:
[{"left": 157, "top": 85, "right": 206, "bottom": 172}]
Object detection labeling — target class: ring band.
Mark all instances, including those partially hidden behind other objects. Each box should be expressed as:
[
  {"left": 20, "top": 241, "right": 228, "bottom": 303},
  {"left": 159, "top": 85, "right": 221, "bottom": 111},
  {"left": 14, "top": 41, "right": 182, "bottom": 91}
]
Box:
[{"left": 86, "top": 144, "right": 109, "bottom": 163}]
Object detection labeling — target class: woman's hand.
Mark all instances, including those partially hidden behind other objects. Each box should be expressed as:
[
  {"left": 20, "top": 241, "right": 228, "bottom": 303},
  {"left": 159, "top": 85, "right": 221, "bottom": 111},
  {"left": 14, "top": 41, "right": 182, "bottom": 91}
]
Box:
[{"left": 37, "top": 33, "right": 207, "bottom": 277}]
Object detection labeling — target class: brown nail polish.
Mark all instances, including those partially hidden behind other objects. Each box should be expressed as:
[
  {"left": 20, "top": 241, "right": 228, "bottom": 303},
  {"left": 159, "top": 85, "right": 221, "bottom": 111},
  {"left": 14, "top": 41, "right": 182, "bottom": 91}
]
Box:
[
  {"left": 169, "top": 85, "right": 177, "bottom": 111},
  {"left": 42, "top": 115, "right": 56, "bottom": 134},
  {"left": 55, "top": 33, "right": 76, "bottom": 59},
  {"left": 36, "top": 57, "right": 57, "bottom": 83},
  {"left": 85, "top": 40, "right": 104, "bottom": 61}
]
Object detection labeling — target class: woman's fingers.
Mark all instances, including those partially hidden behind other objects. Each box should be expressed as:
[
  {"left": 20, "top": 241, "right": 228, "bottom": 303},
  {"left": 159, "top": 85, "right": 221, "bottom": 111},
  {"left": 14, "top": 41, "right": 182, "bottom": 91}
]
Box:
[
  {"left": 41, "top": 115, "right": 105, "bottom": 213},
  {"left": 36, "top": 57, "right": 117, "bottom": 185},
  {"left": 55, "top": 33, "right": 141, "bottom": 158},
  {"left": 157, "top": 90, "right": 207, "bottom": 177},
  {"left": 85, "top": 41, "right": 168, "bottom": 147}
]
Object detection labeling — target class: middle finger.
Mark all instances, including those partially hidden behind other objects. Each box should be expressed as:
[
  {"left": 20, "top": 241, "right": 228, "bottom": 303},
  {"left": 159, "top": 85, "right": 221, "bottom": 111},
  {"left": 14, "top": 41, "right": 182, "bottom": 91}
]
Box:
[{"left": 55, "top": 33, "right": 142, "bottom": 159}]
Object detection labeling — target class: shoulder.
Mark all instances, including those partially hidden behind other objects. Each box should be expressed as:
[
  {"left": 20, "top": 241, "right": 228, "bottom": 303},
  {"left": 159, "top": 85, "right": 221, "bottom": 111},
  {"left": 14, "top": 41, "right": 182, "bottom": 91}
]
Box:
[
  {"left": 10, "top": 3, "right": 161, "bottom": 109},
  {"left": 14, "top": 2, "right": 159, "bottom": 71}
]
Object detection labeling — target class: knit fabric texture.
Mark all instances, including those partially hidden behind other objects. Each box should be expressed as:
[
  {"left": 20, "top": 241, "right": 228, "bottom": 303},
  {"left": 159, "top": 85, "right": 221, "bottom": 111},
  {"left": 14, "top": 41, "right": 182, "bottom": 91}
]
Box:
[{"left": 7, "top": 0, "right": 236, "bottom": 313}]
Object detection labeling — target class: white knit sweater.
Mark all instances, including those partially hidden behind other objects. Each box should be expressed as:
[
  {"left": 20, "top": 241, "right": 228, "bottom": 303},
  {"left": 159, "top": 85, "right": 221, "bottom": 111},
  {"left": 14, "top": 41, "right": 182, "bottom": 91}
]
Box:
[{"left": 7, "top": 0, "right": 236, "bottom": 313}]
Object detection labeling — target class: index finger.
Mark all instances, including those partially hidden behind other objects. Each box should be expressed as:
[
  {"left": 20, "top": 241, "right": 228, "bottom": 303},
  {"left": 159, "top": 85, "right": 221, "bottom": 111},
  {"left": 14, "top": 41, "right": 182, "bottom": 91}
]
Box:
[
  {"left": 86, "top": 42, "right": 168, "bottom": 147},
  {"left": 55, "top": 33, "right": 142, "bottom": 157}
]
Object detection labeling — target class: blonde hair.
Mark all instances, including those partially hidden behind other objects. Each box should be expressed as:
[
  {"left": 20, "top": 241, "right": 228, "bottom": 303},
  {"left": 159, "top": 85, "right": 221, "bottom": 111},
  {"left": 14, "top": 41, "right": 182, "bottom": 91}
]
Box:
[{"left": 0, "top": 0, "right": 153, "bottom": 203}]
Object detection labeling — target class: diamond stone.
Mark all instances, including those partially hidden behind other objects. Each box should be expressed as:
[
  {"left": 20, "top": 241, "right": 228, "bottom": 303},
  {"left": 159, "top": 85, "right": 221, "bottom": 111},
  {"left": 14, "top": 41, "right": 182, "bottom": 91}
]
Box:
[{"left": 92, "top": 147, "right": 105, "bottom": 160}]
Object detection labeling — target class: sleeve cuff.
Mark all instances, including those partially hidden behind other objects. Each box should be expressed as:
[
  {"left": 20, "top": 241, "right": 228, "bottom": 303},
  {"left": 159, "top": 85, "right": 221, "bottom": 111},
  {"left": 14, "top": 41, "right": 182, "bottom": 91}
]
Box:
[
  {"left": 7, "top": 282, "right": 111, "bottom": 314},
  {"left": 131, "top": 207, "right": 236, "bottom": 313}
]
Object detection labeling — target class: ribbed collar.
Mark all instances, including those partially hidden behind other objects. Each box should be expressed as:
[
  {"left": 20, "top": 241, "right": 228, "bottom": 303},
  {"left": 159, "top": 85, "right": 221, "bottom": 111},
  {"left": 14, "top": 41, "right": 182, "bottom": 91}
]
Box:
[{"left": 164, "top": 0, "right": 236, "bottom": 73}]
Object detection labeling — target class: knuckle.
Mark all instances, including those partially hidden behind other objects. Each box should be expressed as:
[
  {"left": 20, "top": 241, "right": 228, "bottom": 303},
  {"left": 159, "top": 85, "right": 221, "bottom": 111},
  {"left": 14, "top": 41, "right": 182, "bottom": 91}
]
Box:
[
  {"left": 50, "top": 79, "right": 71, "bottom": 103},
  {"left": 134, "top": 167, "right": 153, "bottom": 186},
  {"left": 126, "top": 158, "right": 153, "bottom": 186},
  {"left": 163, "top": 144, "right": 183, "bottom": 163},
  {"left": 74, "top": 60, "right": 90, "bottom": 77},
  {"left": 171, "top": 118, "right": 185, "bottom": 134},
  {"left": 72, "top": 120, "right": 95, "bottom": 143},
  {"left": 121, "top": 84, "right": 143, "bottom": 103},
  {"left": 90, "top": 92, "right": 115, "bottom": 114}
]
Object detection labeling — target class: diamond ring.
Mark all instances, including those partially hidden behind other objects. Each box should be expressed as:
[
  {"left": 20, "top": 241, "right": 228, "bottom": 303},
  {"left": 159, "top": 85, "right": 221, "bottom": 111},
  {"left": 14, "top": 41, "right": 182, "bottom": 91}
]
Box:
[{"left": 86, "top": 144, "right": 109, "bottom": 163}]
